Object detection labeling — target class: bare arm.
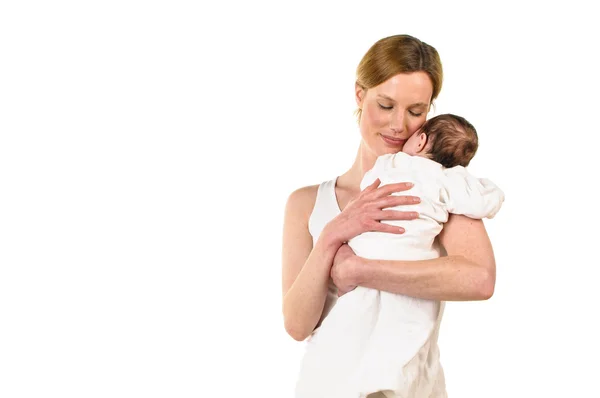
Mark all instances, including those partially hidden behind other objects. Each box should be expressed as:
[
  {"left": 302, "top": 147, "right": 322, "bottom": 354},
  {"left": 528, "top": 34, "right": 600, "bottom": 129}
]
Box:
[
  {"left": 336, "top": 214, "right": 496, "bottom": 301},
  {"left": 281, "top": 186, "right": 341, "bottom": 341}
]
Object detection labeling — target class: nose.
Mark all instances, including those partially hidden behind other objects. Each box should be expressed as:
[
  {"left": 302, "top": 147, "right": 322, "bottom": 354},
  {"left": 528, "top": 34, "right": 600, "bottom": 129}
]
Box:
[{"left": 388, "top": 110, "right": 405, "bottom": 134}]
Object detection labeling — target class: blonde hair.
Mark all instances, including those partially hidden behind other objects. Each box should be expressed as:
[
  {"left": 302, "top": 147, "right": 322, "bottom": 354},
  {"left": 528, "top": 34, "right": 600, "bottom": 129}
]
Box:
[{"left": 355, "top": 34, "right": 443, "bottom": 122}]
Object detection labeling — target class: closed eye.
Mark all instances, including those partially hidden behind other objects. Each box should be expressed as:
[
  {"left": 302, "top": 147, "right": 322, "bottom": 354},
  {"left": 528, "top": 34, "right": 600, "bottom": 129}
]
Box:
[{"left": 378, "top": 103, "right": 393, "bottom": 110}]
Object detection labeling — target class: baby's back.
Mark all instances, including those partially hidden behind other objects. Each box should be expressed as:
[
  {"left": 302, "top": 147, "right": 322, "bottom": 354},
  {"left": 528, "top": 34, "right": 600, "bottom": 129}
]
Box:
[{"left": 349, "top": 152, "right": 449, "bottom": 261}]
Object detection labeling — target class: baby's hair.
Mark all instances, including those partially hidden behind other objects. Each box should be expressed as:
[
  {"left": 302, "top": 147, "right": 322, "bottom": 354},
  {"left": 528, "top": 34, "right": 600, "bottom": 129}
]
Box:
[{"left": 421, "top": 114, "right": 478, "bottom": 168}]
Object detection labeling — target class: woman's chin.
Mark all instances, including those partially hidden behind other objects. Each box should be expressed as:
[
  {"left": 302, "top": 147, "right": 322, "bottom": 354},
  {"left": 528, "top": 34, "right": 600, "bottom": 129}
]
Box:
[{"left": 377, "top": 146, "right": 403, "bottom": 156}]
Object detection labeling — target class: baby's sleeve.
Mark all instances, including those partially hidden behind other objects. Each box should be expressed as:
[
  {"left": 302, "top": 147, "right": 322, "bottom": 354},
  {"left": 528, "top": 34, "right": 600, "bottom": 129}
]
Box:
[{"left": 440, "top": 166, "right": 505, "bottom": 219}]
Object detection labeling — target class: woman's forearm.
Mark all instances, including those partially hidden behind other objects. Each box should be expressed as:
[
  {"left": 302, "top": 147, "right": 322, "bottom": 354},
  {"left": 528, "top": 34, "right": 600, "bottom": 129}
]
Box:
[
  {"left": 282, "top": 231, "right": 341, "bottom": 341},
  {"left": 350, "top": 216, "right": 496, "bottom": 301},
  {"left": 352, "top": 254, "right": 494, "bottom": 301}
]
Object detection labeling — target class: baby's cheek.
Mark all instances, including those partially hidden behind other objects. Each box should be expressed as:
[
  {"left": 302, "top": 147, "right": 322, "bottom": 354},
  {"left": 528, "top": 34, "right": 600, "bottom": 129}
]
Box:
[{"left": 401, "top": 140, "right": 414, "bottom": 155}]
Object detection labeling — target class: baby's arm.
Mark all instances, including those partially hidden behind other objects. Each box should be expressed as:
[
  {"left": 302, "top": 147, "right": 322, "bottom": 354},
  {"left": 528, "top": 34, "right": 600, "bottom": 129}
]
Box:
[{"left": 441, "top": 166, "right": 505, "bottom": 219}]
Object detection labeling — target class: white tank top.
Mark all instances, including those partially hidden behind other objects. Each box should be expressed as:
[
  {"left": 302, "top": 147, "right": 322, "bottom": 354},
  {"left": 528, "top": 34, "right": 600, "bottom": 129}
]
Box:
[{"left": 307, "top": 178, "right": 341, "bottom": 330}]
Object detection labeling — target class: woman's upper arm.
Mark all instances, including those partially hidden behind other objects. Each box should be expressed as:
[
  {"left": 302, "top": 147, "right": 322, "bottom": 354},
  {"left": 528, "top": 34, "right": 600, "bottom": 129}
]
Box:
[
  {"left": 439, "top": 214, "right": 496, "bottom": 296},
  {"left": 281, "top": 185, "right": 318, "bottom": 298}
]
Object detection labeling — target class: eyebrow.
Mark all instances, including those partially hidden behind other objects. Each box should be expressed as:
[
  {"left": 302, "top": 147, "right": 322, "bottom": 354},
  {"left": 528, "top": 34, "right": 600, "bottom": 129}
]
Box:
[{"left": 376, "top": 94, "right": 428, "bottom": 107}]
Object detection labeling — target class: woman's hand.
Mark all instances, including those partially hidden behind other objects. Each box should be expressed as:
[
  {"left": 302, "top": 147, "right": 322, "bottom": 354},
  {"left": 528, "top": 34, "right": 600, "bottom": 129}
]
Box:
[
  {"left": 324, "top": 178, "right": 420, "bottom": 248},
  {"left": 331, "top": 244, "right": 359, "bottom": 297}
]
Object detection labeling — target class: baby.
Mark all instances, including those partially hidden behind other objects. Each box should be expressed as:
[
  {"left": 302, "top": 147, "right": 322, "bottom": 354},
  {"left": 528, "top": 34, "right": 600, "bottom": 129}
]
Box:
[{"left": 295, "top": 114, "right": 505, "bottom": 398}]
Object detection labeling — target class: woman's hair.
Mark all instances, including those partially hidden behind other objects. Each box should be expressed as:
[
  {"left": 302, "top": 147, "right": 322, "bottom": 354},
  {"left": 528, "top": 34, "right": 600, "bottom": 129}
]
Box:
[
  {"left": 421, "top": 114, "right": 478, "bottom": 168},
  {"left": 355, "top": 34, "right": 443, "bottom": 122}
]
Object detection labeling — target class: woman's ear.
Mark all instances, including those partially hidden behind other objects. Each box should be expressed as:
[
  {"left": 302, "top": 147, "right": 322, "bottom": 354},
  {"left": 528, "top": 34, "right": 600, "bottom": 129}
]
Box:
[{"left": 355, "top": 83, "right": 365, "bottom": 108}]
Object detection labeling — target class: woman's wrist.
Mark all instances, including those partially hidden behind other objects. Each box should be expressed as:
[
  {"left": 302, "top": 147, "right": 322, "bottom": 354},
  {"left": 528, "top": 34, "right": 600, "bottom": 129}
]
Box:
[{"left": 320, "top": 223, "right": 344, "bottom": 252}]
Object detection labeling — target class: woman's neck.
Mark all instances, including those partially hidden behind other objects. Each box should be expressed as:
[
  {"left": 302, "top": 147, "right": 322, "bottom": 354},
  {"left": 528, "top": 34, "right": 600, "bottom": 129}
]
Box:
[{"left": 338, "top": 142, "right": 379, "bottom": 191}]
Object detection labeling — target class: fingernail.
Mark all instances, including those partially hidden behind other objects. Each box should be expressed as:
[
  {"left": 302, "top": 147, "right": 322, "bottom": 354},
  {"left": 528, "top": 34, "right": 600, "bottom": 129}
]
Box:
[
  {"left": 406, "top": 182, "right": 414, "bottom": 188},
  {"left": 398, "top": 227, "right": 405, "bottom": 233},
  {"left": 413, "top": 197, "right": 420, "bottom": 203}
]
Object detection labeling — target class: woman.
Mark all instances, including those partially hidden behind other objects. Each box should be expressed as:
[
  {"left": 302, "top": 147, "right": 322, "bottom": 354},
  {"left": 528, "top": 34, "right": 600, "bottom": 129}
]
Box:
[{"left": 281, "top": 34, "right": 496, "bottom": 398}]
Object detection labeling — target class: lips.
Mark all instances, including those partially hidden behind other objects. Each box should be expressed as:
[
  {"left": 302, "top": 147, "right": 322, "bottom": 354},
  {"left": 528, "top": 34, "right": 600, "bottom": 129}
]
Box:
[{"left": 380, "top": 134, "right": 406, "bottom": 147}]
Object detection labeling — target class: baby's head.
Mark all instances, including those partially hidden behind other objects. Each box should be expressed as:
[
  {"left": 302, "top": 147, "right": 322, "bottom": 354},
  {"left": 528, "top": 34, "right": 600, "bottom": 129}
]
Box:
[{"left": 403, "top": 114, "right": 479, "bottom": 167}]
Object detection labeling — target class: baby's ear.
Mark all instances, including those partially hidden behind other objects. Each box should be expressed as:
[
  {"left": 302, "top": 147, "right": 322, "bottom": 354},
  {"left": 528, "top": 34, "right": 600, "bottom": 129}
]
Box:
[{"left": 417, "top": 132, "right": 428, "bottom": 150}]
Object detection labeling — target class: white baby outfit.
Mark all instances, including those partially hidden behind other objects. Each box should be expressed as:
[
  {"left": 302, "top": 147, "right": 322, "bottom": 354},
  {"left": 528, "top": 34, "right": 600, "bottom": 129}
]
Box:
[{"left": 295, "top": 152, "right": 504, "bottom": 398}]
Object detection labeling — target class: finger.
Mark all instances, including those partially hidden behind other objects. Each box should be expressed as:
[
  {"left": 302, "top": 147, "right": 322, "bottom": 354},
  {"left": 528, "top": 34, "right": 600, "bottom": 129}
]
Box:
[
  {"left": 377, "top": 210, "right": 419, "bottom": 221},
  {"left": 362, "top": 178, "right": 381, "bottom": 193},
  {"left": 373, "top": 182, "right": 414, "bottom": 198},
  {"left": 375, "top": 195, "right": 421, "bottom": 209},
  {"left": 374, "top": 222, "right": 407, "bottom": 234}
]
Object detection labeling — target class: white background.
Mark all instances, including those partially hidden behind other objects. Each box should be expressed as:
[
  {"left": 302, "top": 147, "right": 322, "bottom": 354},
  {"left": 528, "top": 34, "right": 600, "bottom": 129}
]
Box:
[{"left": 1, "top": 1, "right": 599, "bottom": 397}]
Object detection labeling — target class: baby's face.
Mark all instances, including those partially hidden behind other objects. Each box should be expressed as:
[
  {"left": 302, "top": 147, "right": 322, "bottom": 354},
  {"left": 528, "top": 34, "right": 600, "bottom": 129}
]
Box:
[{"left": 402, "top": 130, "right": 425, "bottom": 157}]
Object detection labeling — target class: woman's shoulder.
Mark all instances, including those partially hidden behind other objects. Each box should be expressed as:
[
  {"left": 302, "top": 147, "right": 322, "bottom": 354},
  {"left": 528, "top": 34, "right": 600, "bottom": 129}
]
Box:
[{"left": 285, "top": 184, "right": 320, "bottom": 222}]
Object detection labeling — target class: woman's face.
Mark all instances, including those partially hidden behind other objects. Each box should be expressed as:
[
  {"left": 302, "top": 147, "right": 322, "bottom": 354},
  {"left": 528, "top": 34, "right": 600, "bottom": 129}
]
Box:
[{"left": 356, "top": 72, "right": 433, "bottom": 157}]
